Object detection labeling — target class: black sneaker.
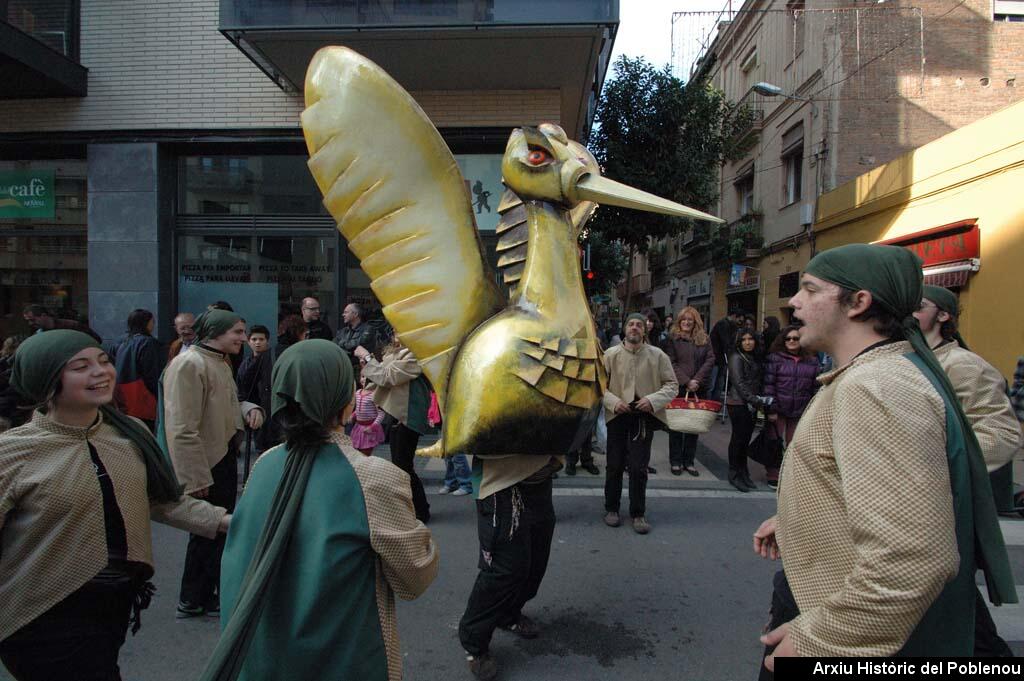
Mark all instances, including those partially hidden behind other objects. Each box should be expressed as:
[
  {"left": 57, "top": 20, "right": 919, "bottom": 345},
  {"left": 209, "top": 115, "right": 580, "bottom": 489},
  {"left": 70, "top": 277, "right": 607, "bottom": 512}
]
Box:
[
  {"left": 499, "top": 614, "right": 539, "bottom": 639},
  {"left": 467, "top": 652, "right": 497, "bottom": 681},
  {"left": 204, "top": 596, "right": 220, "bottom": 616},
  {"left": 565, "top": 462, "right": 577, "bottom": 476},
  {"left": 176, "top": 602, "right": 205, "bottom": 619},
  {"left": 581, "top": 462, "right": 600, "bottom": 475}
]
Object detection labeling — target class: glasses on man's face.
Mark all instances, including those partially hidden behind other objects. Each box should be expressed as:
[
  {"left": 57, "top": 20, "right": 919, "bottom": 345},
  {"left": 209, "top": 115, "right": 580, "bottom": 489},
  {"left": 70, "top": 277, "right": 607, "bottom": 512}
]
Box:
[{"left": 304, "top": 307, "right": 320, "bottom": 312}]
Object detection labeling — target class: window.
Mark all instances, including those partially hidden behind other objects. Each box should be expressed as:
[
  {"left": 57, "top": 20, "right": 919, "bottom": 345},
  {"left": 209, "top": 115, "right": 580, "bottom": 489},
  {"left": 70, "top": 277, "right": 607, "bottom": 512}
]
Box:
[
  {"left": 734, "top": 166, "right": 754, "bottom": 217},
  {"left": 994, "top": 0, "right": 1024, "bottom": 21},
  {"left": 779, "top": 271, "right": 800, "bottom": 299},
  {"left": 179, "top": 155, "right": 327, "bottom": 216},
  {"left": 781, "top": 123, "right": 804, "bottom": 206}
]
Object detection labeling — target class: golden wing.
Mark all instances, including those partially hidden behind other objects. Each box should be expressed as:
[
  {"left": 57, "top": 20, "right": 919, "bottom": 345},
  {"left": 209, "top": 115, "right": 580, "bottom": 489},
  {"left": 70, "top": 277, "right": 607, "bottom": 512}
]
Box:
[{"left": 302, "top": 47, "right": 503, "bottom": 406}]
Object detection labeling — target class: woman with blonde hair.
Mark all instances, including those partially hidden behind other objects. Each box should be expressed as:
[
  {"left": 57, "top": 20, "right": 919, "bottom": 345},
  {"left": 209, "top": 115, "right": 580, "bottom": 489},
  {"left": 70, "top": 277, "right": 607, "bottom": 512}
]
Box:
[{"left": 664, "top": 307, "right": 715, "bottom": 476}]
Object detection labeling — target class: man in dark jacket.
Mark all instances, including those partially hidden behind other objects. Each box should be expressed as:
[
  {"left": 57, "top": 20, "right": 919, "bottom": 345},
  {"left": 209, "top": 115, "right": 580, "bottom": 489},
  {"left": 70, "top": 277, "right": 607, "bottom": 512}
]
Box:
[
  {"left": 301, "top": 297, "right": 334, "bottom": 341},
  {"left": 334, "top": 302, "right": 375, "bottom": 374},
  {"left": 235, "top": 325, "right": 277, "bottom": 454},
  {"left": 709, "top": 310, "right": 742, "bottom": 400}
]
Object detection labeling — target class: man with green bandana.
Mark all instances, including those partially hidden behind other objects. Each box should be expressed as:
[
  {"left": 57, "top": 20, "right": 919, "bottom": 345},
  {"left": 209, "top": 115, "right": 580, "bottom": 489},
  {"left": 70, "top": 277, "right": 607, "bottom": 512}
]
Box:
[
  {"left": 751, "top": 244, "right": 1016, "bottom": 671},
  {"left": 914, "top": 284, "right": 1021, "bottom": 657},
  {"left": 160, "top": 309, "right": 266, "bottom": 618}
]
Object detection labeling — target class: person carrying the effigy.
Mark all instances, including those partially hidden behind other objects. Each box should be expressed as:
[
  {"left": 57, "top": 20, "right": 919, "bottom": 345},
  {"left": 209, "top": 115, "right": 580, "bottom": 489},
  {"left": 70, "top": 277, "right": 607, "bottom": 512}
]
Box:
[{"left": 202, "top": 339, "right": 438, "bottom": 681}]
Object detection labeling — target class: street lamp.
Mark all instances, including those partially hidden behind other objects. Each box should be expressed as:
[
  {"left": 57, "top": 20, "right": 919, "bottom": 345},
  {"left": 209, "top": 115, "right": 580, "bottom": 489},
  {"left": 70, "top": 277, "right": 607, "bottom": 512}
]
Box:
[{"left": 752, "top": 81, "right": 809, "bottom": 102}]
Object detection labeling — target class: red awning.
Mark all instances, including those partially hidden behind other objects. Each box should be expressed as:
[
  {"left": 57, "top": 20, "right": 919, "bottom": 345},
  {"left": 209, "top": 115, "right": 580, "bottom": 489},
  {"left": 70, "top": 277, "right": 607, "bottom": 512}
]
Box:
[{"left": 922, "top": 259, "right": 977, "bottom": 288}]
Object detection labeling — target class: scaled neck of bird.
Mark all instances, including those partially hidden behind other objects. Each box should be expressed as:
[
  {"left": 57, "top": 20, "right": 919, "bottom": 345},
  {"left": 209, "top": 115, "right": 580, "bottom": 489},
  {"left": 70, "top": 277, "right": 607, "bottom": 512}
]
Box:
[{"left": 514, "top": 200, "right": 591, "bottom": 332}]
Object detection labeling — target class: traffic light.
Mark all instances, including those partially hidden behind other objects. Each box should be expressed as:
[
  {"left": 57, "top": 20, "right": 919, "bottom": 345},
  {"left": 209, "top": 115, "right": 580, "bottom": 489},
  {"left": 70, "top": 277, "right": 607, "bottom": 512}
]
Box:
[{"left": 586, "top": 270, "right": 595, "bottom": 281}]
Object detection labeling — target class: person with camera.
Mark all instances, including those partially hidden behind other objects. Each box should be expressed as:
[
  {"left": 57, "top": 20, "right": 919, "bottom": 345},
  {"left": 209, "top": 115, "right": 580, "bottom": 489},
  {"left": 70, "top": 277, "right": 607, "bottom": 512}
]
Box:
[
  {"left": 727, "top": 330, "right": 774, "bottom": 492},
  {"left": 600, "top": 313, "right": 678, "bottom": 534}
]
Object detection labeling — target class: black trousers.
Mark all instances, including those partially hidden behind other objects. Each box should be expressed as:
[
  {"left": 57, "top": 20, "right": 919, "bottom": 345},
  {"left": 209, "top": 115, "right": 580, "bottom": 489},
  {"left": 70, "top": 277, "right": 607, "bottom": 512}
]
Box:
[
  {"left": 604, "top": 413, "right": 655, "bottom": 518},
  {"left": 566, "top": 436, "right": 595, "bottom": 467},
  {"left": 459, "top": 479, "right": 556, "bottom": 656},
  {"left": 0, "top": 577, "right": 135, "bottom": 681},
  {"left": 389, "top": 422, "right": 430, "bottom": 522},
  {"left": 756, "top": 570, "right": 1013, "bottom": 680},
  {"left": 727, "top": 404, "right": 756, "bottom": 474},
  {"left": 179, "top": 448, "right": 237, "bottom": 607}
]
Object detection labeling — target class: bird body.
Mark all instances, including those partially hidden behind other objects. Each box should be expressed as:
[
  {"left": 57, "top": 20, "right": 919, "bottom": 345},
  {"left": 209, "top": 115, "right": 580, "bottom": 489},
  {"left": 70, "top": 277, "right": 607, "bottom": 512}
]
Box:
[{"left": 301, "top": 47, "right": 721, "bottom": 458}]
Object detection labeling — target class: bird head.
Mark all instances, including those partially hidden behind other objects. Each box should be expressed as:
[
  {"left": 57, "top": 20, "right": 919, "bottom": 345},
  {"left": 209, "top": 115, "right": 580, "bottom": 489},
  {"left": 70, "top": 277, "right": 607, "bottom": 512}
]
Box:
[{"left": 502, "top": 123, "right": 723, "bottom": 225}]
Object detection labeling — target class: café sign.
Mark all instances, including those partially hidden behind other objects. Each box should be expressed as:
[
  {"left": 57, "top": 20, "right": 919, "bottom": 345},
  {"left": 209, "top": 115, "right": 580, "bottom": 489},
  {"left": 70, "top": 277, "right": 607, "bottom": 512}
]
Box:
[{"left": 0, "top": 171, "right": 55, "bottom": 218}]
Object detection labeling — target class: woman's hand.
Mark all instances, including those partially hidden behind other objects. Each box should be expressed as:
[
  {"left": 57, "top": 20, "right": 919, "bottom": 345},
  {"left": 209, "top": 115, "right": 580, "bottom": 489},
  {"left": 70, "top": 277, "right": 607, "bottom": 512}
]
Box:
[
  {"left": 246, "top": 408, "right": 265, "bottom": 430},
  {"left": 354, "top": 345, "right": 370, "bottom": 361},
  {"left": 686, "top": 379, "right": 700, "bottom": 392}
]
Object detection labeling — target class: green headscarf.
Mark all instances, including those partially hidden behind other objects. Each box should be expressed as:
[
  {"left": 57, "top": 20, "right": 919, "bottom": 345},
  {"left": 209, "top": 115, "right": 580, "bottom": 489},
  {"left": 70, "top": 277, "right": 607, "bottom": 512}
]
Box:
[
  {"left": 805, "top": 244, "right": 1016, "bottom": 606},
  {"left": 923, "top": 284, "right": 970, "bottom": 350},
  {"left": 200, "top": 340, "right": 354, "bottom": 681},
  {"left": 193, "top": 309, "right": 242, "bottom": 341},
  {"left": 9, "top": 330, "right": 182, "bottom": 503}
]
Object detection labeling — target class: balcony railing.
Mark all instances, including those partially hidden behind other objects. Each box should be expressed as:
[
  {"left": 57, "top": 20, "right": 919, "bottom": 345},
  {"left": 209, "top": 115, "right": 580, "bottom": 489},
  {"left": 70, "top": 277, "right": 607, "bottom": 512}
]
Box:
[
  {"left": 221, "top": 0, "right": 619, "bottom": 30},
  {"left": 734, "top": 87, "right": 765, "bottom": 136}
]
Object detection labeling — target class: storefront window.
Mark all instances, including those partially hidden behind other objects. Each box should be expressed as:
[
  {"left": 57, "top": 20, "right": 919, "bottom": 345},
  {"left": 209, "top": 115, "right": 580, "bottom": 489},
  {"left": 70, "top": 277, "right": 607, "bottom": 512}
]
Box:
[
  {"left": 0, "top": 159, "right": 88, "bottom": 340},
  {"left": 177, "top": 233, "right": 338, "bottom": 345},
  {"left": 179, "top": 155, "right": 328, "bottom": 215}
]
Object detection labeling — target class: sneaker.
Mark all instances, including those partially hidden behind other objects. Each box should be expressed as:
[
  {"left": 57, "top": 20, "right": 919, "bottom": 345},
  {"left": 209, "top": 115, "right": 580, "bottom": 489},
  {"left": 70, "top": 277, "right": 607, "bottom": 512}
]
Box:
[
  {"left": 204, "top": 596, "right": 220, "bottom": 616},
  {"left": 500, "top": 614, "right": 539, "bottom": 639},
  {"left": 766, "top": 479, "right": 779, "bottom": 490},
  {"left": 581, "top": 462, "right": 600, "bottom": 475},
  {"left": 451, "top": 487, "right": 471, "bottom": 496},
  {"left": 176, "top": 602, "right": 205, "bottom": 619},
  {"left": 467, "top": 652, "right": 497, "bottom": 681},
  {"left": 438, "top": 485, "right": 453, "bottom": 495},
  {"left": 565, "top": 462, "right": 577, "bottom": 476},
  {"left": 632, "top": 516, "right": 651, "bottom": 535},
  {"left": 603, "top": 511, "right": 621, "bottom": 527},
  {"left": 647, "top": 466, "right": 657, "bottom": 475}
]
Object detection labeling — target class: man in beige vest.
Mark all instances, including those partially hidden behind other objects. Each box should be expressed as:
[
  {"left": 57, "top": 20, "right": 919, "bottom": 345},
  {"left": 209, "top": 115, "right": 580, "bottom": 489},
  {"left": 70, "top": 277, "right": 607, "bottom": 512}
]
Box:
[{"left": 161, "top": 309, "right": 264, "bottom": 618}]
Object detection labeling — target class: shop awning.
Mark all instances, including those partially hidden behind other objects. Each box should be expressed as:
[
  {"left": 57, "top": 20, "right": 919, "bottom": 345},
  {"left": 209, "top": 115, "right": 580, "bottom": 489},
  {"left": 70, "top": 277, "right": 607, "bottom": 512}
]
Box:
[{"left": 922, "top": 258, "right": 980, "bottom": 288}]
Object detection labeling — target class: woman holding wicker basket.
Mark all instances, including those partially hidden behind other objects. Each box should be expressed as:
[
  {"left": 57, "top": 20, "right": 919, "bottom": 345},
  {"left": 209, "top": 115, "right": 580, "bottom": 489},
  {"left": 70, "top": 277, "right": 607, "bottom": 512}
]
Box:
[{"left": 663, "top": 307, "right": 716, "bottom": 476}]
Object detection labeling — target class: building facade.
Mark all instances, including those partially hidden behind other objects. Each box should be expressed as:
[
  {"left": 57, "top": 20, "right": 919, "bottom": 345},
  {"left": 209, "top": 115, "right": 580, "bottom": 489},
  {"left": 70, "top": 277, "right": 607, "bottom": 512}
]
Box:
[
  {"left": 0, "top": 0, "right": 617, "bottom": 344},
  {"left": 661, "top": 0, "right": 1024, "bottom": 329}
]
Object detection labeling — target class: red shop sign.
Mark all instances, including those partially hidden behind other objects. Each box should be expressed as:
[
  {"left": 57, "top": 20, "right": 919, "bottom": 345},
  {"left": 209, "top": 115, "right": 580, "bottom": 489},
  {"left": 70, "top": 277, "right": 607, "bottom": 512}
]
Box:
[{"left": 875, "top": 219, "right": 980, "bottom": 267}]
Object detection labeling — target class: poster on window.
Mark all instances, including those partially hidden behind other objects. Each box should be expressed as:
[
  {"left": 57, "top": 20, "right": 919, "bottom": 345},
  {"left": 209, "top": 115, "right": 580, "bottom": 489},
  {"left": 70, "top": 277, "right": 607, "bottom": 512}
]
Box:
[{"left": 454, "top": 154, "right": 503, "bottom": 232}]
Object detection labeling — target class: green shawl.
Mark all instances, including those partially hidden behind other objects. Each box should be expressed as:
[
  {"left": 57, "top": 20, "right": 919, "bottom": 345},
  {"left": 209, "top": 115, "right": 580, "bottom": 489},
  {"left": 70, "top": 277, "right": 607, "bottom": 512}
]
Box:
[
  {"left": 200, "top": 339, "right": 354, "bottom": 681},
  {"left": 805, "top": 244, "right": 1017, "bottom": 610},
  {"left": 193, "top": 309, "right": 242, "bottom": 341},
  {"left": 9, "top": 329, "right": 182, "bottom": 503},
  {"left": 922, "top": 284, "right": 970, "bottom": 350}
]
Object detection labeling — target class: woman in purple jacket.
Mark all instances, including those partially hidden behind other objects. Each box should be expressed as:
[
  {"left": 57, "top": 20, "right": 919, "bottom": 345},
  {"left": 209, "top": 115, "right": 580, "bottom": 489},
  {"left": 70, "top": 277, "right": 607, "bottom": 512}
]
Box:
[
  {"left": 664, "top": 307, "right": 715, "bottom": 476},
  {"left": 762, "top": 325, "right": 819, "bottom": 485}
]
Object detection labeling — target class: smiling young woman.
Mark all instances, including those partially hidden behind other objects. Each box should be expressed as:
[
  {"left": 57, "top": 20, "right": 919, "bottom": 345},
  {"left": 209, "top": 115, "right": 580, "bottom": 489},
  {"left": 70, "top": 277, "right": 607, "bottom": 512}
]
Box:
[{"left": 0, "top": 330, "right": 229, "bottom": 681}]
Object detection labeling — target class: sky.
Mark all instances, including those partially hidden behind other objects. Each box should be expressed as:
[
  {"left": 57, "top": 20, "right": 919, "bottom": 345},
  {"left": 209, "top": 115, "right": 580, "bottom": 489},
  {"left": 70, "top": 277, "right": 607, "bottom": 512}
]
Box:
[{"left": 610, "top": 0, "right": 733, "bottom": 77}]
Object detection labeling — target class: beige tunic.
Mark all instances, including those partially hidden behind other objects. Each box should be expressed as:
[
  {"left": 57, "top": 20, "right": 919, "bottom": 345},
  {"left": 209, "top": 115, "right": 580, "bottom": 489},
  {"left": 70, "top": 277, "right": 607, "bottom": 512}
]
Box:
[
  {"left": 362, "top": 347, "right": 422, "bottom": 426},
  {"left": 601, "top": 342, "right": 679, "bottom": 426},
  {"left": 777, "top": 341, "right": 959, "bottom": 657},
  {"left": 0, "top": 411, "right": 226, "bottom": 641},
  {"left": 162, "top": 344, "right": 259, "bottom": 493},
  {"left": 933, "top": 341, "right": 1022, "bottom": 471}
]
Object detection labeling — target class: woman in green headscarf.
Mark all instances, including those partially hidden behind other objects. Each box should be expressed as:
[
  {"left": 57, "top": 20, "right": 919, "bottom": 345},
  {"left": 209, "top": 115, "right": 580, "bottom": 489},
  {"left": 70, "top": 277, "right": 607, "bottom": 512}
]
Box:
[
  {"left": 204, "top": 339, "right": 438, "bottom": 681},
  {"left": 0, "top": 330, "right": 230, "bottom": 681}
]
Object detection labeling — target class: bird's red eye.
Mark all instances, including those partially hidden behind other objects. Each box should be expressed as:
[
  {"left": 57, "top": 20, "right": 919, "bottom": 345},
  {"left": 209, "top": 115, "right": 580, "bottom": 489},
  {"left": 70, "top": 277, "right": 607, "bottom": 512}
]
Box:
[{"left": 527, "top": 149, "right": 550, "bottom": 165}]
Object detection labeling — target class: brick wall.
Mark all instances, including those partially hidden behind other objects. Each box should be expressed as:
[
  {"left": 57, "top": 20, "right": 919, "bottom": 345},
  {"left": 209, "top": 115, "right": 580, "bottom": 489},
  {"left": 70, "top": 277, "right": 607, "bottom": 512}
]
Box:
[
  {"left": 833, "top": 0, "right": 1024, "bottom": 187},
  {"left": 0, "top": 0, "right": 561, "bottom": 132}
]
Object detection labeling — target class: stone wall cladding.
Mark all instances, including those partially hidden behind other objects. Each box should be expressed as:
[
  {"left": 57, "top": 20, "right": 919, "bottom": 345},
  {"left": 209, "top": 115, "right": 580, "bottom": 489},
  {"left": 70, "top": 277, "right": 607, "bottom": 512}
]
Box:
[{"left": 0, "top": 0, "right": 561, "bottom": 132}]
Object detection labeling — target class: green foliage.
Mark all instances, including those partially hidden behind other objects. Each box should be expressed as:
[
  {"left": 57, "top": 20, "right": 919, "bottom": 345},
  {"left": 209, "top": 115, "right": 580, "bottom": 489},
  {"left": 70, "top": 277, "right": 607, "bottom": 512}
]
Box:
[
  {"left": 588, "top": 56, "right": 756, "bottom": 255},
  {"left": 580, "top": 229, "right": 627, "bottom": 295}
]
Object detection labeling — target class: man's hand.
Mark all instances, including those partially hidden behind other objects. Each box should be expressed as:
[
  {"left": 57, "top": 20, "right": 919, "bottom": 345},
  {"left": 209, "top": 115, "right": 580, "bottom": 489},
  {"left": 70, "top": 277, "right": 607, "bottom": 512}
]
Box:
[
  {"left": 753, "top": 516, "right": 780, "bottom": 560},
  {"left": 686, "top": 380, "right": 700, "bottom": 392},
  {"left": 191, "top": 487, "right": 210, "bottom": 500},
  {"left": 634, "top": 397, "right": 655, "bottom": 413},
  {"left": 245, "top": 408, "right": 265, "bottom": 430},
  {"left": 761, "top": 623, "right": 796, "bottom": 671},
  {"left": 614, "top": 400, "right": 632, "bottom": 415},
  {"left": 217, "top": 514, "right": 232, "bottom": 534},
  {"left": 353, "top": 345, "right": 370, "bottom": 361}
]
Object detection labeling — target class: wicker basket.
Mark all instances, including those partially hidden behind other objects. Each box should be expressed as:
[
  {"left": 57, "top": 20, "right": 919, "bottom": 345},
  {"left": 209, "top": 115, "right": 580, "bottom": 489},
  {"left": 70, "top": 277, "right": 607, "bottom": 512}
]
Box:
[{"left": 664, "top": 392, "right": 722, "bottom": 434}]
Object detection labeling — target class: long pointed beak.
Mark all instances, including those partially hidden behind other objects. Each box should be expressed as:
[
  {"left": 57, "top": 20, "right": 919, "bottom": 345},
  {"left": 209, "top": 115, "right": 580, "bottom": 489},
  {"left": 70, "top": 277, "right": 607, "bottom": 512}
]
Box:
[{"left": 573, "top": 174, "right": 724, "bottom": 223}]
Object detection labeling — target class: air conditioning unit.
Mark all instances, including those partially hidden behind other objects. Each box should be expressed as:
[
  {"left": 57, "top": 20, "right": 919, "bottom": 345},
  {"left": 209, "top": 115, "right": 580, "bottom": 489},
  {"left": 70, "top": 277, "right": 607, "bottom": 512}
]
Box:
[{"left": 800, "top": 203, "right": 814, "bottom": 226}]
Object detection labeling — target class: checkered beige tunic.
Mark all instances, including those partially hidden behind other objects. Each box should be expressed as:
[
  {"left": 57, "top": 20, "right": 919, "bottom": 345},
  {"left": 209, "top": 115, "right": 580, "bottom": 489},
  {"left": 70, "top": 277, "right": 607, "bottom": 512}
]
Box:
[
  {"left": 0, "top": 410, "right": 226, "bottom": 642},
  {"left": 284, "top": 432, "right": 439, "bottom": 681},
  {"left": 776, "top": 341, "right": 960, "bottom": 657}
]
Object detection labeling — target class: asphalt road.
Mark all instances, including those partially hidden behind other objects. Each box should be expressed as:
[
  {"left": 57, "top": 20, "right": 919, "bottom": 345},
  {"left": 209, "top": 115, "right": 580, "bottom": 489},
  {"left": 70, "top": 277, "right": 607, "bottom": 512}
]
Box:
[{"left": 3, "top": 432, "right": 1022, "bottom": 680}]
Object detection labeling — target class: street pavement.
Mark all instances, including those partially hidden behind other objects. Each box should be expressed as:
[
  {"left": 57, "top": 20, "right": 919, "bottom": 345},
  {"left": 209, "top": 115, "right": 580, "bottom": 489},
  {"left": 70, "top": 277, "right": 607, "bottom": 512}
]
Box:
[{"left": 3, "top": 422, "right": 1022, "bottom": 680}]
